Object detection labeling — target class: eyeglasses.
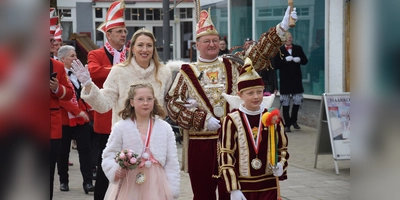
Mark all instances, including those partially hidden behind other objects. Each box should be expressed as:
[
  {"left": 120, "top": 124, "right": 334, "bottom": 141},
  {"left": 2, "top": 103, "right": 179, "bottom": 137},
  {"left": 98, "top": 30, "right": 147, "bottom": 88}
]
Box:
[
  {"left": 50, "top": 39, "right": 56, "bottom": 44},
  {"left": 199, "top": 39, "right": 220, "bottom": 45},
  {"left": 133, "top": 97, "right": 155, "bottom": 104}
]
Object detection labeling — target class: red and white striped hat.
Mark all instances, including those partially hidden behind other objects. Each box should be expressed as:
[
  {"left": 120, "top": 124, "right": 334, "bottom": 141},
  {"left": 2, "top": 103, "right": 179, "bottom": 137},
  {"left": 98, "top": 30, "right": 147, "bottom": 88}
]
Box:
[
  {"left": 97, "top": 0, "right": 126, "bottom": 34},
  {"left": 196, "top": 8, "right": 218, "bottom": 39},
  {"left": 50, "top": 8, "right": 59, "bottom": 35},
  {"left": 54, "top": 24, "right": 62, "bottom": 42}
]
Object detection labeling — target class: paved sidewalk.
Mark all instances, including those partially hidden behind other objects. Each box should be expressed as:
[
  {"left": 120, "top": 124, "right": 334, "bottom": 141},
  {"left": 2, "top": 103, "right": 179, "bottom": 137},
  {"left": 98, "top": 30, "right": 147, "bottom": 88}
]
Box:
[{"left": 53, "top": 125, "right": 350, "bottom": 200}]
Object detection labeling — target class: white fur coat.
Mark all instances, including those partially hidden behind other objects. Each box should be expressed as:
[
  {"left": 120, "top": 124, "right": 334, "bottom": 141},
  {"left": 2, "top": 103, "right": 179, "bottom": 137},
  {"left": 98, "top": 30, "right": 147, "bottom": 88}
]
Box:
[
  {"left": 102, "top": 117, "right": 180, "bottom": 198},
  {"left": 81, "top": 58, "right": 173, "bottom": 127}
]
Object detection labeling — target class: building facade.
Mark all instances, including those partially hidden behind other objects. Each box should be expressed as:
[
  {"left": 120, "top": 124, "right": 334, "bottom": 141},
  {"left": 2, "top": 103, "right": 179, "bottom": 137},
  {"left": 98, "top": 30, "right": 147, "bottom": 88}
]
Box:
[
  {"left": 57, "top": 0, "right": 196, "bottom": 61},
  {"left": 56, "top": 0, "right": 350, "bottom": 128}
]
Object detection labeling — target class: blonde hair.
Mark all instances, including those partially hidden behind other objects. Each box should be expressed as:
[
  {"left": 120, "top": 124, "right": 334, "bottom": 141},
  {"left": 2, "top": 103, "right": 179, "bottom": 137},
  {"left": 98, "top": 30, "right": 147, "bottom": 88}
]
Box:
[
  {"left": 120, "top": 28, "right": 163, "bottom": 86},
  {"left": 118, "top": 83, "right": 166, "bottom": 120}
]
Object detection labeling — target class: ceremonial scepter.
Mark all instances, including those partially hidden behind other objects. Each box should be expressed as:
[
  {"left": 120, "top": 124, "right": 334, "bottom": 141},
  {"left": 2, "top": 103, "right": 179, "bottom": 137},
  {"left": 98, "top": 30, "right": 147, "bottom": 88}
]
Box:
[
  {"left": 288, "top": 0, "right": 296, "bottom": 28},
  {"left": 262, "top": 109, "right": 283, "bottom": 200}
]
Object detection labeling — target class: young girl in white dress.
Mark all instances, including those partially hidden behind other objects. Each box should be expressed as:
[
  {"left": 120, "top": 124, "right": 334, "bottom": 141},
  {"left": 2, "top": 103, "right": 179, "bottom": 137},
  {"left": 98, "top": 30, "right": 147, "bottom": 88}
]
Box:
[{"left": 102, "top": 83, "right": 180, "bottom": 200}]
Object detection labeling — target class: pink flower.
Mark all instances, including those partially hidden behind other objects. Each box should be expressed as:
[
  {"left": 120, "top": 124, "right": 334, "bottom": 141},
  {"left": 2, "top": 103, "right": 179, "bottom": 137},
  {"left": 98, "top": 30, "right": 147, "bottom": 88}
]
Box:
[
  {"left": 130, "top": 157, "right": 137, "bottom": 164},
  {"left": 127, "top": 152, "right": 132, "bottom": 158},
  {"left": 119, "top": 152, "right": 126, "bottom": 159}
]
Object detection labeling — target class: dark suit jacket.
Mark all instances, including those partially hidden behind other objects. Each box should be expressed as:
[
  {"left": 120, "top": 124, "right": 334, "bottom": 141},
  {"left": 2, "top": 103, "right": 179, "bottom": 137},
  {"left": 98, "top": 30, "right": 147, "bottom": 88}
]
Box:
[{"left": 274, "top": 44, "right": 308, "bottom": 94}]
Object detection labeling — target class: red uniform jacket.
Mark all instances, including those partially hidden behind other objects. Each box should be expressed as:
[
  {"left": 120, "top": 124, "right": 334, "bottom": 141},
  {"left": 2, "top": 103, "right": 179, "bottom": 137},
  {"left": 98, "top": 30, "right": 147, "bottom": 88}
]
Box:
[
  {"left": 50, "top": 58, "right": 74, "bottom": 139},
  {"left": 59, "top": 80, "right": 91, "bottom": 126},
  {"left": 87, "top": 47, "right": 112, "bottom": 134}
]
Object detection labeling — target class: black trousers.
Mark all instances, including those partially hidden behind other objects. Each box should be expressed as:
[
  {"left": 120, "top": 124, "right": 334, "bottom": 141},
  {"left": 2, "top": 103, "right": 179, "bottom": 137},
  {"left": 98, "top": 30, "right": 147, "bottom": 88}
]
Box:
[
  {"left": 90, "top": 125, "right": 99, "bottom": 170},
  {"left": 50, "top": 139, "right": 61, "bottom": 200},
  {"left": 57, "top": 123, "right": 93, "bottom": 185},
  {"left": 94, "top": 133, "right": 110, "bottom": 200}
]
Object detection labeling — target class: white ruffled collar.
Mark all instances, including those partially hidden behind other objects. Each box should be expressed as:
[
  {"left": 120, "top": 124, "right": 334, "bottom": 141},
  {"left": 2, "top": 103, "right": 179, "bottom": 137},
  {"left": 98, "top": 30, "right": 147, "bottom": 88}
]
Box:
[
  {"left": 239, "top": 103, "right": 265, "bottom": 115},
  {"left": 198, "top": 56, "right": 218, "bottom": 63}
]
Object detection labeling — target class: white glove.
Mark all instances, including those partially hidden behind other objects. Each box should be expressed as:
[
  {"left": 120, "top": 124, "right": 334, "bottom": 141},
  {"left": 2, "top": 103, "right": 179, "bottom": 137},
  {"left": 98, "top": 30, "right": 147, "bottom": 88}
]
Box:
[
  {"left": 207, "top": 116, "right": 221, "bottom": 131},
  {"left": 280, "top": 6, "right": 298, "bottom": 31},
  {"left": 285, "top": 56, "right": 293, "bottom": 62},
  {"left": 183, "top": 98, "right": 199, "bottom": 108},
  {"left": 293, "top": 57, "right": 301, "bottom": 63},
  {"left": 71, "top": 59, "right": 92, "bottom": 87},
  {"left": 230, "top": 190, "right": 247, "bottom": 200},
  {"left": 272, "top": 162, "right": 283, "bottom": 177}
]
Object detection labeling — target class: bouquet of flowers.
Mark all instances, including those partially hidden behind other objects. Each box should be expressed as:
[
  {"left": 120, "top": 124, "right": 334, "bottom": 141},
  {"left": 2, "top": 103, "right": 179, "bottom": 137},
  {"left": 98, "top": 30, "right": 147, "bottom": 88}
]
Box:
[
  {"left": 115, "top": 149, "right": 141, "bottom": 170},
  {"left": 114, "top": 149, "right": 141, "bottom": 200}
]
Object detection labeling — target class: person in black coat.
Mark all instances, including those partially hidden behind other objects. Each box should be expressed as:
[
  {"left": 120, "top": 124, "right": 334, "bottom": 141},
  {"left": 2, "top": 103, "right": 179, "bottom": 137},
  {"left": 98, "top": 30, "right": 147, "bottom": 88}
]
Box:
[
  {"left": 218, "top": 36, "right": 229, "bottom": 56},
  {"left": 274, "top": 32, "right": 308, "bottom": 132}
]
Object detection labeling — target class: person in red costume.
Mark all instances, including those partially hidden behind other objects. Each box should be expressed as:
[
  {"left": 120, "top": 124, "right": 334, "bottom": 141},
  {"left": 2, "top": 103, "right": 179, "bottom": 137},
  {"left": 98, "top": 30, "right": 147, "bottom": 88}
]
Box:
[
  {"left": 86, "top": 1, "right": 128, "bottom": 199},
  {"left": 50, "top": 7, "right": 74, "bottom": 200},
  {"left": 57, "top": 45, "right": 95, "bottom": 194}
]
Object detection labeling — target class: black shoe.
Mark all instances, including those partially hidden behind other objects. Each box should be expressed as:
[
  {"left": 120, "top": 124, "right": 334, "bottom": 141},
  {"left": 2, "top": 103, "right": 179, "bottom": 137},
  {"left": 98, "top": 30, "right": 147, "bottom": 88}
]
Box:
[
  {"left": 60, "top": 183, "right": 69, "bottom": 191},
  {"left": 285, "top": 127, "right": 291, "bottom": 132},
  {"left": 83, "top": 183, "right": 95, "bottom": 194},
  {"left": 292, "top": 123, "right": 301, "bottom": 129}
]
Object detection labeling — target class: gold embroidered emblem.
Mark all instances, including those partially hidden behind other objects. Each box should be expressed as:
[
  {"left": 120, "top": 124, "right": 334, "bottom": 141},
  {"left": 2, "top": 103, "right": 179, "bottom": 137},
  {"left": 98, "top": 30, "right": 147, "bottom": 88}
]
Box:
[
  {"left": 252, "top": 127, "right": 258, "bottom": 140},
  {"left": 206, "top": 71, "right": 219, "bottom": 84}
]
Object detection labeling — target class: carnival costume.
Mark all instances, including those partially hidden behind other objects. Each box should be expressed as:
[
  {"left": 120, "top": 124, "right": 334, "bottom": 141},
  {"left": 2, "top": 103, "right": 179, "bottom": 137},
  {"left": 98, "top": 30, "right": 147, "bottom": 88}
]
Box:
[
  {"left": 166, "top": 7, "right": 296, "bottom": 200},
  {"left": 217, "top": 60, "right": 289, "bottom": 200}
]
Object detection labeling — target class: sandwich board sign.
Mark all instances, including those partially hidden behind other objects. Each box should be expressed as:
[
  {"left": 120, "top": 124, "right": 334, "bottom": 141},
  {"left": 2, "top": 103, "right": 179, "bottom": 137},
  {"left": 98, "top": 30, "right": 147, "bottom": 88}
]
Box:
[{"left": 314, "top": 92, "right": 350, "bottom": 174}]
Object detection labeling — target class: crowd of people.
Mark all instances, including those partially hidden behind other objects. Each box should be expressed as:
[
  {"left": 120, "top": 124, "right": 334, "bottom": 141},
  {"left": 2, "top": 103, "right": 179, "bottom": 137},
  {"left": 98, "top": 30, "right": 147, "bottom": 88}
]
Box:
[{"left": 50, "top": 1, "right": 299, "bottom": 199}]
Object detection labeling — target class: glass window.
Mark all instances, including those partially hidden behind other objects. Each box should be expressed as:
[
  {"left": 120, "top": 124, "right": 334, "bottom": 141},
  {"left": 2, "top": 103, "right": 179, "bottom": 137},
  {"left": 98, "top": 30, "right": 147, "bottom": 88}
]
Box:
[
  {"left": 124, "top": 8, "right": 131, "bottom": 20},
  {"left": 154, "top": 9, "right": 161, "bottom": 20},
  {"left": 180, "top": 21, "right": 193, "bottom": 59},
  {"left": 146, "top": 8, "right": 153, "bottom": 20},
  {"left": 139, "top": 9, "right": 144, "bottom": 20},
  {"left": 132, "top": 9, "right": 138, "bottom": 20},
  {"left": 220, "top": 8, "right": 228, "bottom": 18},
  {"left": 187, "top": 8, "right": 193, "bottom": 18},
  {"left": 60, "top": 21, "right": 72, "bottom": 41},
  {"left": 228, "top": 0, "right": 252, "bottom": 48},
  {"left": 180, "top": 8, "right": 186, "bottom": 18},
  {"left": 254, "top": 0, "right": 325, "bottom": 95},
  {"left": 169, "top": 9, "right": 174, "bottom": 20},
  {"left": 59, "top": 9, "right": 71, "bottom": 17},
  {"left": 95, "top": 8, "right": 103, "bottom": 18},
  {"left": 298, "top": 7, "right": 310, "bottom": 16},
  {"left": 95, "top": 22, "right": 104, "bottom": 48}
]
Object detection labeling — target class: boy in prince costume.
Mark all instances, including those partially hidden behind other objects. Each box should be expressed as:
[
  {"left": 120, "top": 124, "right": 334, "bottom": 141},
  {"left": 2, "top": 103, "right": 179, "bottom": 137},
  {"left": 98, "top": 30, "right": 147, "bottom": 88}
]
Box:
[{"left": 217, "top": 58, "right": 289, "bottom": 200}]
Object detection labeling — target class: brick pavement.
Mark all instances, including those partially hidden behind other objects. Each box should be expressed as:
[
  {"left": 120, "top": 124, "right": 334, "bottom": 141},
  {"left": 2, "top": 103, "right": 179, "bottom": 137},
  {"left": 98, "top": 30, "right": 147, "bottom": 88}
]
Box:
[{"left": 53, "top": 125, "right": 349, "bottom": 200}]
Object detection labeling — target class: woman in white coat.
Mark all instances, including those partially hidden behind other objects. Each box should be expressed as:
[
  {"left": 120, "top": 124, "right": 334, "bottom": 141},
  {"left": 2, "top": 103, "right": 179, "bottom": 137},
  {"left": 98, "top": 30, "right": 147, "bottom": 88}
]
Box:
[
  {"left": 71, "top": 28, "right": 173, "bottom": 127},
  {"left": 101, "top": 83, "right": 180, "bottom": 199}
]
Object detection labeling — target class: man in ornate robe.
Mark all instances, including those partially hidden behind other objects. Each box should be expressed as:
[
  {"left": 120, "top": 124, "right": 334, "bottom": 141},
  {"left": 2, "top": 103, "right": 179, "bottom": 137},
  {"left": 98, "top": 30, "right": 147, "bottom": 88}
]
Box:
[{"left": 165, "top": 6, "right": 297, "bottom": 200}]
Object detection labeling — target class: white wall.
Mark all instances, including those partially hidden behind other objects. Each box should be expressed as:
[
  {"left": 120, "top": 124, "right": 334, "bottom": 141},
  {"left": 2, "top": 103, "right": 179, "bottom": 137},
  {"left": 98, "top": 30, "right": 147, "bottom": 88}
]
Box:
[
  {"left": 58, "top": 0, "right": 91, "bottom": 7},
  {"left": 326, "top": 0, "right": 345, "bottom": 93}
]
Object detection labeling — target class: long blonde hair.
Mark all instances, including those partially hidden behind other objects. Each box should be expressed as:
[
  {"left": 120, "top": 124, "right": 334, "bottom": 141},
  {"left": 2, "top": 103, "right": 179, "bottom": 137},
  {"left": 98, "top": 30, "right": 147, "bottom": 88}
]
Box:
[
  {"left": 118, "top": 83, "right": 166, "bottom": 120},
  {"left": 120, "top": 29, "right": 163, "bottom": 86}
]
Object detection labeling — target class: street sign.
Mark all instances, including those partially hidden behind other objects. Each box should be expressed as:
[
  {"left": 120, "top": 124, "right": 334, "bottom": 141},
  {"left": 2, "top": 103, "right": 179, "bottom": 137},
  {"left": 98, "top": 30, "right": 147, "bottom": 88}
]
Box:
[{"left": 314, "top": 92, "right": 350, "bottom": 174}]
